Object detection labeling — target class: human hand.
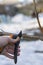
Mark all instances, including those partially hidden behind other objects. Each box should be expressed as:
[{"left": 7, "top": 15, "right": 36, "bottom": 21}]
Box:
[{"left": 0, "top": 36, "right": 20, "bottom": 59}]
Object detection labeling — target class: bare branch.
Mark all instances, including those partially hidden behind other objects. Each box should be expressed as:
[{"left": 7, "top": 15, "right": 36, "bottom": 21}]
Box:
[{"left": 33, "top": 0, "right": 43, "bottom": 33}]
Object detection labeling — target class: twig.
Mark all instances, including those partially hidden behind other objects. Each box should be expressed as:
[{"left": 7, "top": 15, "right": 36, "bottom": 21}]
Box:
[{"left": 33, "top": 0, "right": 43, "bottom": 33}]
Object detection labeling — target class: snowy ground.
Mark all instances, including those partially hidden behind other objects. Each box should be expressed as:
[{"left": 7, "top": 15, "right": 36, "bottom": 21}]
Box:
[{"left": 0, "top": 40, "right": 43, "bottom": 65}]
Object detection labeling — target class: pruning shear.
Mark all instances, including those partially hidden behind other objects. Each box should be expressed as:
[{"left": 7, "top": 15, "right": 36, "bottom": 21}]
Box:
[{"left": 10, "top": 31, "right": 22, "bottom": 64}]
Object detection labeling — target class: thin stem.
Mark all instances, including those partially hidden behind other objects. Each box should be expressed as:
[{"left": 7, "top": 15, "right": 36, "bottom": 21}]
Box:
[{"left": 33, "top": 0, "right": 43, "bottom": 33}]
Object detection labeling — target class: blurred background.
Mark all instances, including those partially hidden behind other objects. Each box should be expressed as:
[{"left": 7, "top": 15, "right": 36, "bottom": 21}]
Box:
[{"left": 0, "top": 0, "right": 43, "bottom": 65}]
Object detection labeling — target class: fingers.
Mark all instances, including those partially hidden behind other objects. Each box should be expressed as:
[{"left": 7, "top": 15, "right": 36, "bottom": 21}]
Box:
[
  {"left": 3, "top": 52, "right": 14, "bottom": 59},
  {"left": 2, "top": 43, "right": 20, "bottom": 59},
  {"left": 5, "top": 45, "right": 20, "bottom": 51},
  {"left": 3, "top": 45, "right": 20, "bottom": 55},
  {"left": 5, "top": 45, "right": 14, "bottom": 51},
  {"left": 6, "top": 48, "right": 20, "bottom": 55},
  {"left": 7, "top": 49, "right": 14, "bottom": 54},
  {"left": 2, "top": 49, "right": 20, "bottom": 59}
]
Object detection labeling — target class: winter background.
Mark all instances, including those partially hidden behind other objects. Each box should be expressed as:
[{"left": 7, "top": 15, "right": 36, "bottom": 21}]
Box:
[
  {"left": 0, "top": 0, "right": 43, "bottom": 65},
  {"left": 0, "top": 13, "right": 43, "bottom": 65}
]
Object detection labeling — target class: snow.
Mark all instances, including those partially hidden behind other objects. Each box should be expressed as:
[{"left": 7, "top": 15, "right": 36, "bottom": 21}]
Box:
[{"left": 0, "top": 13, "right": 43, "bottom": 33}]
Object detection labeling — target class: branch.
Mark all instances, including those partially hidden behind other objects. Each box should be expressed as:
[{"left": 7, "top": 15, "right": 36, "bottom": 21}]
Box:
[
  {"left": 0, "top": 30, "right": 43, "bottom": 41},
  {"left": 33, "top": 0, "right": 43, "bottom": 33}
]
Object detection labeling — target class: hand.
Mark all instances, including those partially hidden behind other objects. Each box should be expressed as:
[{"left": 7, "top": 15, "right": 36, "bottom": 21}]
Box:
[{"left": 0, "top": 36, "right": 20, "bottom": 59}]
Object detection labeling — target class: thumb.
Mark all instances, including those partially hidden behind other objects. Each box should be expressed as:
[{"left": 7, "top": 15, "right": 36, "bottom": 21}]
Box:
[{"left": 8, "top": 37, "right": 20, "bottom": 45}]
